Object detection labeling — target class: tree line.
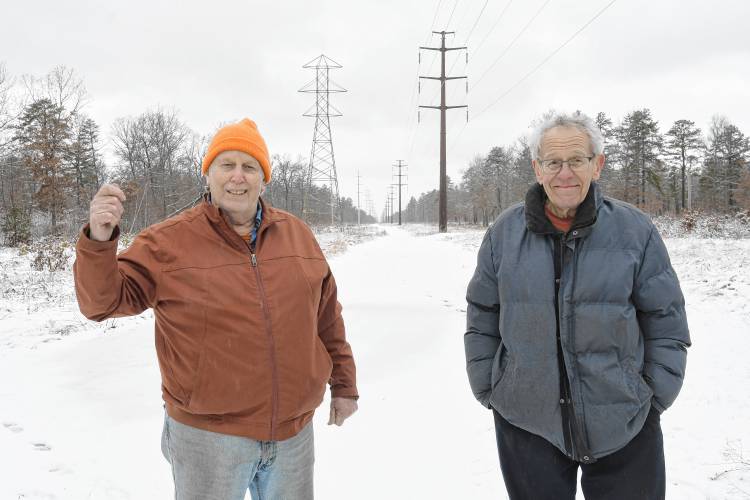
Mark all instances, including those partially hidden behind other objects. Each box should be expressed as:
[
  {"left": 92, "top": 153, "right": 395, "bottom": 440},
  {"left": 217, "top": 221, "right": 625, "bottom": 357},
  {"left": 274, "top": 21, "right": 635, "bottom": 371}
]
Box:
[
  {"left": 3, "top": 63, "right": 746, "bottom": 243},
  {"left": 0, "top": 64, "right": 374, "bottom": 246},
  {"left": 394, "top": 110, "right": 750, "bottom": 225}
]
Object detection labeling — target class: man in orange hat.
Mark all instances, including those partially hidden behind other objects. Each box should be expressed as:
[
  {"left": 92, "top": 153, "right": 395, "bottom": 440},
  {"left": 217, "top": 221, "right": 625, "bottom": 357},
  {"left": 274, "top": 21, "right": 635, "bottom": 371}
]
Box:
[{"left": 74, "top": 118, "right": 358, "bottom": 499}]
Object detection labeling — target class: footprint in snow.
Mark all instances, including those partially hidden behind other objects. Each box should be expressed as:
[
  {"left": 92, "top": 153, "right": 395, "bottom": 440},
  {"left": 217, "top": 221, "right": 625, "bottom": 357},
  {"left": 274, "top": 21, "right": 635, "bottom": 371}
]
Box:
[
  {"left": 2, "top": 421, "right": 23, "bottom": 433},
  {"left": 33, "top": 442, "right": 52, "bottom": 451}
]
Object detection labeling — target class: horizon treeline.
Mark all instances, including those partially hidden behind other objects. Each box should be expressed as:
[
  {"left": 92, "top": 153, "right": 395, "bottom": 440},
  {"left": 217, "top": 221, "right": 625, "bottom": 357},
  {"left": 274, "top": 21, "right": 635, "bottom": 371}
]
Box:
[
  {"left": 1, "top": 64, "right": 748, "bottom": 245},
  {"left": 393, "top": 110, "right": 750, "bottom": 225},
  {"left": 0, "top": 64, "right": 374, "bottom": 246}
]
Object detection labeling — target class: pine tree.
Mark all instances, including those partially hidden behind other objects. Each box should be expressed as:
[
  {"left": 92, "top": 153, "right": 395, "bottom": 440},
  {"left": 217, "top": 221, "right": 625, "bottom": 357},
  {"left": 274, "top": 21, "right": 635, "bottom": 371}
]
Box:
[
  {"left": 614, "top": 109, "right": 663, "bottom": 207},
  {"left": 66, "top": 116, "right": 103, "bottom": 224},
  {"left": 13, "top": 98, "right": 72, "bottom": 234},
  {"left": 665, "top": 119, "right": 702, "bottom": 213}
]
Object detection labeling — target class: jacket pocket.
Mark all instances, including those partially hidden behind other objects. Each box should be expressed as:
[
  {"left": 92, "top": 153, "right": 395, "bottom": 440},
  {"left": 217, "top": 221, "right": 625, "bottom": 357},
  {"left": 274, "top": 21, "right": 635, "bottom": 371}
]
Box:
[
  {"left": 623, "top": 359, "right": 654, "bottom": 405},
  {"left": 491, "top": 342, "right": 510, "bottom": 390},
  {"left": 316, "top": 335, "right": 334, "bottom": 378},
  {"left": 184, "top": 346, "right": 207, "bottom": 410},
  {"left": 185, "top": 344, "right": 269, "bottom": 416},
  {"left": 278, "top": 334, "right": 334, "bottom": 421}
]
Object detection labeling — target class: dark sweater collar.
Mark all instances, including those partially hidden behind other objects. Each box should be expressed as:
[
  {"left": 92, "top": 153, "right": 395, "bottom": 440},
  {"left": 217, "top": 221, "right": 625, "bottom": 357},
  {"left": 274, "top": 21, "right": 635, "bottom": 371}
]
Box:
[{"left": 525, "top": 182, "right": 600, "bottom": 235}]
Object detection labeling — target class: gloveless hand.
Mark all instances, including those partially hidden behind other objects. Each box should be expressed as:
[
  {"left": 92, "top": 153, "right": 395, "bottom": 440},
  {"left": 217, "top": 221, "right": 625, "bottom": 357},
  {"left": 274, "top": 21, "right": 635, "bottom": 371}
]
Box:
[{"left": 89, "top": 184, "right": 126, "bottom": 242}]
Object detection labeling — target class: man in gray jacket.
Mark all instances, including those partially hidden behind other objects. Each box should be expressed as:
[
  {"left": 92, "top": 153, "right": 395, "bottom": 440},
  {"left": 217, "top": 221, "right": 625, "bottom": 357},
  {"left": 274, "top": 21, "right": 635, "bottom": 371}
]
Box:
[{"left": 465, "top": 111, "right": 690, "bottom": 500}]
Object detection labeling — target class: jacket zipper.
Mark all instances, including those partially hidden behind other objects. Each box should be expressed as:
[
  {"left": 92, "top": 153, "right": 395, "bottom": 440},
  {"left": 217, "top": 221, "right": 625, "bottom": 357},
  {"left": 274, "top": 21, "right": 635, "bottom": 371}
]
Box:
[
  {"left": 554, "top": 235, "right": 576, "bottom": 459},
  {"left": 556, "top": 234, "right": 595, "bottom": 464},
  {"left": 250, "top": 246, "right": 279, "bottom": 441}
]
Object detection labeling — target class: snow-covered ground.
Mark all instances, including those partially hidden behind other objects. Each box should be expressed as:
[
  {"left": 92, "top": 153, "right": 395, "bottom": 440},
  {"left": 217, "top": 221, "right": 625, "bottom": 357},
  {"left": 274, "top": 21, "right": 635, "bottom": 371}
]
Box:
[{"left": 1, "top": 224, "right": 748, "bottom": 499}]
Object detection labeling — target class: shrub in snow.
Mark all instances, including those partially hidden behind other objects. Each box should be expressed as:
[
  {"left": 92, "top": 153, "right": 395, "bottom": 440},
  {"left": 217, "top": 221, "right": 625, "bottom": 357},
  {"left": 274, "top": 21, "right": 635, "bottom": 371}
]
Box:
[
  {"left": 1, "top": 207, "right": 32, "bottom": 247},
  {"left": 20, "top": 238, "right": 72, "bottom": 272},
  {"left": 652, "top": 211, "right": 750, "bottom": 239}
]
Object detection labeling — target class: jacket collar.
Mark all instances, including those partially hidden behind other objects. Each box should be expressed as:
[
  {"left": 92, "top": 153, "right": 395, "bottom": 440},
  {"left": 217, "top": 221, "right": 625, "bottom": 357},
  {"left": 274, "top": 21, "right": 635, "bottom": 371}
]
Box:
[
  {"left": 525, "top": 182, "right": 601, "bottom": 237},
  {"left": 201, "top": 195, "right": 286, "bottom": 225},
  {"left": 200, "top": 195, "right": 287, "bottom": 250}
]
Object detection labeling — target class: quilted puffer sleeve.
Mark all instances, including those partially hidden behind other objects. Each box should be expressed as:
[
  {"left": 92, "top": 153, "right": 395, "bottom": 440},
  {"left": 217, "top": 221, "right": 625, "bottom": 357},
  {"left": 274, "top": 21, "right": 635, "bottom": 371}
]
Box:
[
  {"left": 632, "top": 226, "right": 691, "bottom": 412},
  {"left": 465, "top": 228, "right": 502, "bottom": 408}
]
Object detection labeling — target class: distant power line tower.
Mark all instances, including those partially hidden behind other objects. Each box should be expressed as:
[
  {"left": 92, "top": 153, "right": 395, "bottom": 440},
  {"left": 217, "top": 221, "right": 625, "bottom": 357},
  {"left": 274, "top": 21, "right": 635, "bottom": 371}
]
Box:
[
  {"left": 419, "top": 31, "right": 467, "bottom": 233},
  {"left": 299, "top": 54, "right": 345, "bottom": 224},
  {"left": 356, "top": 170, "right": 362, "bottom": 225}
]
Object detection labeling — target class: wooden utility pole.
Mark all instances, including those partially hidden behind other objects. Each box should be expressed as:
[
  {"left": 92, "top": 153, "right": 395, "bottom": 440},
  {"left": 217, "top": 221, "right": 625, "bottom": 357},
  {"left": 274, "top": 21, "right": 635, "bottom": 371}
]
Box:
[
  {"left": 392, "top": 160, "right": 408, "bottom": 225},
  {"left": 419, "top": 31, "right": 467, "bottom": 233},
  {"left": 388, "top": 185, "right": 395, "bottom": 224}
]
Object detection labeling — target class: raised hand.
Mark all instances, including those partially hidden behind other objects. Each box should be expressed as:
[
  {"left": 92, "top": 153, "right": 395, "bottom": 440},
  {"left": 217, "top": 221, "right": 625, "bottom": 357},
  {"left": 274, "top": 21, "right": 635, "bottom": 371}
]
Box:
[{"left": 89, "top": 184, "right": 126, "bottom": 241}]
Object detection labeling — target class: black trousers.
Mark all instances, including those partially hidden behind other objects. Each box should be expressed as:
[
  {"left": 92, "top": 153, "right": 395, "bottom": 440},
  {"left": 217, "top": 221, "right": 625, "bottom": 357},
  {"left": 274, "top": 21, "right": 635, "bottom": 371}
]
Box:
[{"left": 493, "top": 408, "right": 665, "bottom": 500}]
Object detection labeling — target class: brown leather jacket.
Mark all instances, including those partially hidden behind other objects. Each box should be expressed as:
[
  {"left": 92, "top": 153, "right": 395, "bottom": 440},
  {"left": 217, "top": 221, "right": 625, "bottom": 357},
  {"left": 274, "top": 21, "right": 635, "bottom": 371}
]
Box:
[{"left": 73, "top": 199, "right": 357, "bottom": 441}]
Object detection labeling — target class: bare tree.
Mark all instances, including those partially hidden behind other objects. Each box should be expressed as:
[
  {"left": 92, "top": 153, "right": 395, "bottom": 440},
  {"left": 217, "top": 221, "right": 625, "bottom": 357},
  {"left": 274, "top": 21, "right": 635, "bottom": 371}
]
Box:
[
  {"left": 22, "top": 65, "right": 87, "bottom": 120},
  {"left": 0, "top": 62, "right": 15, "bottom": 149},
  {"left": 111, "top": 108, "right": 198, "bottom": 232},
  {"left": 701, "top": 116, "right": 750, "bottom": 212}
]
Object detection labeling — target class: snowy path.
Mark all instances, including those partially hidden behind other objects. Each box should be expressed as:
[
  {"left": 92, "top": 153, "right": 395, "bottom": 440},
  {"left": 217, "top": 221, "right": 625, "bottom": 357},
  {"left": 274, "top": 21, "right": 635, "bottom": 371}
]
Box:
[
  {"left": 314, "top": 226, "right": 504, "bottom": 499},
  {"left": 1, "top": 226, "right": 749, "bottom": 499}
]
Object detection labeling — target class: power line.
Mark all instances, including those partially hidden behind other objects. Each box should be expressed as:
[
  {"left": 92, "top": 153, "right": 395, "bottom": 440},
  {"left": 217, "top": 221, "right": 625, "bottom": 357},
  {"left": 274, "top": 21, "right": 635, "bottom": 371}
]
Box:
[
  {"left": 423, "top": 0, "right": 469, "bottom": 103},
  {"left": 449, "top": 0, "right": 618, "bottom": 148},
  {"left": 441, "top": 0, "right": 490, "bottom": 100},
  {"left": 445, "top": 0, "right": 460, "bottom": 29},
  {"left": 452, "top": 1, "right": 473, "bottom": 36},
  {"left": 408, "top": 1, "right": 459, "bottom": 172},
  {"left": 426, "top": 0, "right": 486, "bottom": 115},
  {"left": 424, "top": 0, "right": 452, "bottom": 77},
  {"left": 443, "top": 0, "right": 509, "bottom": 105},
  {"left": 465, "top": 0, "right": 490, "bottom": 43},
  {"left": 406, "top": 0, "right": 447, "bottom": 152},
  {"left": 473, "top": 0, "right": 514, "bottom": 55},
  {"left": 473, "top": 0, "right": 618, "bottom": 120},
  {"left": 425, "top": 0, "right": 444, "bottom": 44},
  {"left": 471, "top": 0, "right": 552, "bottom": 92}
]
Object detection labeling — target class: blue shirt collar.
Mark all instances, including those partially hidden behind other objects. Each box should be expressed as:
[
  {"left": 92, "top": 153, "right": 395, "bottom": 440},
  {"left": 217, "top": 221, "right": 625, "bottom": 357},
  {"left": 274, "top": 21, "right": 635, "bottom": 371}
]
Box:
[{"left": 250, "top": 201, "right": 263, "bottom": 244}]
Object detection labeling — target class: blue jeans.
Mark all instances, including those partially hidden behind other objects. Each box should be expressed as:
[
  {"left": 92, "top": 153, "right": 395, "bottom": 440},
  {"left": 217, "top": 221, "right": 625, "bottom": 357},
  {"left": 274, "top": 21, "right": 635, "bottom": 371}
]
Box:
[{"left": 161, "top": 413, "right": 314, "bottom": 500}]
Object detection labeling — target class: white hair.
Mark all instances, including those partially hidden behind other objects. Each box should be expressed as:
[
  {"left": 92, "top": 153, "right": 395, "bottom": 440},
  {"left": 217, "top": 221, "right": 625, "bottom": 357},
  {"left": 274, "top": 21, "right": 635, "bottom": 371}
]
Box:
[{"left": 528, "top": 111, "right": 604, "bottom": 159}]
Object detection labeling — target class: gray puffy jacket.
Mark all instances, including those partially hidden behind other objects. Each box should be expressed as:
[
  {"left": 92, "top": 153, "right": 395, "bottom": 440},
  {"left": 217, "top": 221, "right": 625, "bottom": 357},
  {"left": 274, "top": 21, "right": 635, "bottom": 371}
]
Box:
[{"left": 465, "top": 183, "right": 690, "bottom": 460}]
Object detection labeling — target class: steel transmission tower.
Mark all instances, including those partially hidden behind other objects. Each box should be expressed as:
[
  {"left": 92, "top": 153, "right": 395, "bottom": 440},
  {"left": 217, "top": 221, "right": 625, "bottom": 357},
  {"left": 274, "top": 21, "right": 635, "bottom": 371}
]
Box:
[
  {"left": 356, "top": 170, "right": 362, "bottom": 225},
  {"left": 419, "top": 31, "right": 467, "bottom": 233},
  {"left": 299, "top": 54, "right": 345, "bottom": 225}
]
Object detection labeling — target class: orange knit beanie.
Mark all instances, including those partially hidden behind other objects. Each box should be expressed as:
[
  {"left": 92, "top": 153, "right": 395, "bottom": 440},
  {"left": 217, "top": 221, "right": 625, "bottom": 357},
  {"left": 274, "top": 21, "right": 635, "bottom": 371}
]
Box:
[{"left": 201, "top": 118, "right": 271, "bottom": 182}]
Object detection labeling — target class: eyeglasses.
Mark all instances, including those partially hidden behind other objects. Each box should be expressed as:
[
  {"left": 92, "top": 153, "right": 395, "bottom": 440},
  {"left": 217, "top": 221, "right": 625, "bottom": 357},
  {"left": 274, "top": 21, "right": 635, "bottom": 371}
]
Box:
[{"left": 539, "top": 156, "right": 595, "bottom": 173}]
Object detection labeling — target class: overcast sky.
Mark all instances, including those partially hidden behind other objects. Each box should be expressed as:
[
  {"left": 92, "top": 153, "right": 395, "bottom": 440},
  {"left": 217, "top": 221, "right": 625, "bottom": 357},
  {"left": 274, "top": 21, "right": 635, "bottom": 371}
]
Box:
[{"left": 3, "top": 0, "right": 749, "bottom": 215}]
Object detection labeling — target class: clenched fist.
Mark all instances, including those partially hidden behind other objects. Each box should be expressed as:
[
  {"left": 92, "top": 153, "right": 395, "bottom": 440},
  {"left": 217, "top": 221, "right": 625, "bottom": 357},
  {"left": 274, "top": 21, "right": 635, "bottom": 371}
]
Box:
[
  {"left": 328, "top": 397, "right": 358, "bottom": 426},
  {"left": 89, "top": 184, "right": 126, "bottom": 242}
]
